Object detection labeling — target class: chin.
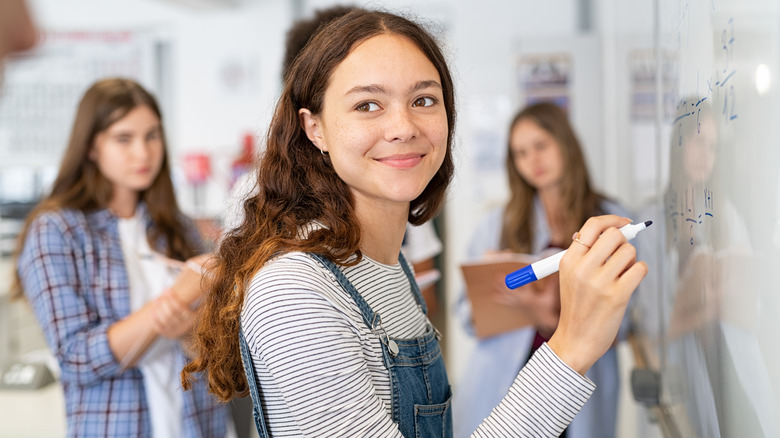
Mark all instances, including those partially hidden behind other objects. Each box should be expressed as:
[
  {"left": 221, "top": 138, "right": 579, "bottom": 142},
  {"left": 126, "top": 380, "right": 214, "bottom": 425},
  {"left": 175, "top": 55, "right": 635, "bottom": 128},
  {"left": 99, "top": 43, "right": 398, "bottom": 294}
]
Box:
[
  {"left": 385, "top": 188, "right": 427, "bottom": 204},
  {"left": 131, "top": 181, "right": 156, "bottom": 192}
]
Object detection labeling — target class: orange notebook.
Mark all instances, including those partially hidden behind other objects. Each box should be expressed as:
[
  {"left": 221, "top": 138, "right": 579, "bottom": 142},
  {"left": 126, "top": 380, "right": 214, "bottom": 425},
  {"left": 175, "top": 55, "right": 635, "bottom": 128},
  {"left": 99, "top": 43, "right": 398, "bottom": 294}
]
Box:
[{"left": 460, "top": 253, "right": 536, "bottom": 339}]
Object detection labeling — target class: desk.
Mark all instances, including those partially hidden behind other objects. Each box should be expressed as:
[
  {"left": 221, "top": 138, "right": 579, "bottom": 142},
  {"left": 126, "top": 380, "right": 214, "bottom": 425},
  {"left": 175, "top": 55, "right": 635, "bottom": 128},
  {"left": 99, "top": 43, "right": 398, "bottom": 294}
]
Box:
[
  {"left": 1, "top": 260, "right": 67, "bottom": 436},
  {"left": 1, "top": 258, "right": 13, "bottom": 362},
  {"left": 0, "top": 384, "right": 66, "bottom": 437}
]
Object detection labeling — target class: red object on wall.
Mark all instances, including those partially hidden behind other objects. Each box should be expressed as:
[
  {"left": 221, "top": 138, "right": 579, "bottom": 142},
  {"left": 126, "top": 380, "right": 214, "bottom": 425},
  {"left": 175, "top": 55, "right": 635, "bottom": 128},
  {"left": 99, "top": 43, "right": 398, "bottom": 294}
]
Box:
[
  {"left": 230, "top": 133, "right": 255, "bottom": 189},
  {"left": 183, "top": 152, "right": 211, "bottom": 185}
]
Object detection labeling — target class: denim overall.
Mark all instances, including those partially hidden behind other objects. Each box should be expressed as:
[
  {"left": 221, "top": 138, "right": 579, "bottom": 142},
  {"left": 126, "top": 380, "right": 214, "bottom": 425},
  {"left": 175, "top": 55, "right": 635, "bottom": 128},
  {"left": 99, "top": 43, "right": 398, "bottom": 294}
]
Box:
[{"left": 238, "top": 252, "right": 452, "bottom": 437}]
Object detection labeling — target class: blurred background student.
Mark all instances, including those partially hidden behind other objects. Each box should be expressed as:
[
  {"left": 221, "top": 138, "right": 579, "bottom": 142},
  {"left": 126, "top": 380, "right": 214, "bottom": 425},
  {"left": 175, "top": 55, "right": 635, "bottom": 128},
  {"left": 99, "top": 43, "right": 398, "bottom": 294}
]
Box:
[
  {"left": 453, "top": 101, "right": 632, "bottom": 438},
  {"left": 13, "top": 78, "right": 235, "bottom": 438}
]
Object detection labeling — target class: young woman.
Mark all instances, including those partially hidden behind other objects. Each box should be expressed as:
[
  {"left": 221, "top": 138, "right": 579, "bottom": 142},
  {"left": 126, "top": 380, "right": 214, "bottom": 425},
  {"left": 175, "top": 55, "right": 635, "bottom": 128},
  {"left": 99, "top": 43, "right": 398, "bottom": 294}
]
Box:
[
  {"left": 453, "top": 102, "right": 633, "bottom": 438},
  {"left": 14, "top": 78, "right": 235, "bottom": 438},
  {"left": 183, "top": 10, "right": 647, "bottom": 438}
]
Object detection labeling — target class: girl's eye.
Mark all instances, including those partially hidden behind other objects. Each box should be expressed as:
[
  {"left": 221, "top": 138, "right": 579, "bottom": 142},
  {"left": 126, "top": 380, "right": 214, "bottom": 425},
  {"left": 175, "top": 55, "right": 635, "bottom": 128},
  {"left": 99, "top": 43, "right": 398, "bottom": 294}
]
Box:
[
  {"left": 116, "top": 135, "right": 131, "bottom": 144},
  {"left": 147, "top": 130, "right": 161, "bottom": 141},
  {"left": 356, "top": 102, "right": 380, "bottom": 112},
  {"left": 412, "top": 96, "right": 436, "bottom": 107}
]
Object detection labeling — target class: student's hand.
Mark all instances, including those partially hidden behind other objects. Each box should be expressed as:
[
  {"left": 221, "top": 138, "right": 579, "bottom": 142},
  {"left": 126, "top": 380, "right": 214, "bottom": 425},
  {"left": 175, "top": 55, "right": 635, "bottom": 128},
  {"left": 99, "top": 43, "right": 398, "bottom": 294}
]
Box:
[
  {"left": 548, "top": 215, "right": 648, "bottom": 375},
  {"left": 491, "top": 273, "right": 560, "bottom": 338},
  {"left": 151, "top": 289, "right": 197, "bottom": 340},
  {"left": 169, "top": 254, "right": 215, "bottom": 307}
]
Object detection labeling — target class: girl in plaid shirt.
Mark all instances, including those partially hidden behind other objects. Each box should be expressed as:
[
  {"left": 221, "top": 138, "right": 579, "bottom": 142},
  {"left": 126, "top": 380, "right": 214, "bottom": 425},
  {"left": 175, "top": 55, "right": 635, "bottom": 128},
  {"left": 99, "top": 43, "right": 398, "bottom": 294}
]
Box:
[{"left": 14, "top": 78, "right": 234, "bottom": 438}]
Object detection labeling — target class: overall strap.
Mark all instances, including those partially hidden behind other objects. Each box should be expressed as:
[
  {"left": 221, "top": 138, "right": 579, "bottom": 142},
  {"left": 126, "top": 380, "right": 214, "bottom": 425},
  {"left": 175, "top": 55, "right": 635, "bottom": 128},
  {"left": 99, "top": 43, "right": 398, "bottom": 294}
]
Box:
[
  {"left": 397, "top": 252, "right": 427, "bottom": 315},
  {"left": 308, "top": 253, "right": 380, "bottom": 329},
  {"left": 309, "top": 252, "right": 428, "bottom": 327},
  {"left": 238, "top": 328, "right": 270, "bottom": 437}
]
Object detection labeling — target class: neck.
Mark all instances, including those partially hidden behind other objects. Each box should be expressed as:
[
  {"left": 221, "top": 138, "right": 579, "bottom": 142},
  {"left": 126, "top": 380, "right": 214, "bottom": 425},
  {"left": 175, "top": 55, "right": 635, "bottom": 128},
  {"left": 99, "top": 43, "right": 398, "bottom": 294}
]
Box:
[
  {"left": 355, "top": 200, "right": 408, "bottom": 265},
  {"left": 538, "top": 187, "right": 565, "bottom": 241},
  {"left": 108, "top": 189, "right": 139, "bottom": 218}
]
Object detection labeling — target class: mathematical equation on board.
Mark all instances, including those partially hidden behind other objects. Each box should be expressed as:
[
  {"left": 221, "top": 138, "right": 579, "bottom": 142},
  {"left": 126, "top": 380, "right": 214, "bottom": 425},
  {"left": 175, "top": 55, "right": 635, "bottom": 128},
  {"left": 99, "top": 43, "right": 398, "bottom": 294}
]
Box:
[
  {"left": 667, "top": 185, "right": 715, "bottom": 246},
  {"left": 671, "top": 17, "right": 738, "bottom": 130}
]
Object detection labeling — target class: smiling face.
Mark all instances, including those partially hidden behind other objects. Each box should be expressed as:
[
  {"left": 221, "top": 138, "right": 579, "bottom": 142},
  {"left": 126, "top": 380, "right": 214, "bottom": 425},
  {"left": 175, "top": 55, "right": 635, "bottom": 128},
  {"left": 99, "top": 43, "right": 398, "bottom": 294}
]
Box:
[
  {"left": 299, "top": 33, "right": 448, "bottom": 217},
  {"left": 509, "top": 118, "right": 565, "bottom": 192},
  {"left": 90, "top": 105, "right": 165, "bottom": 209}
]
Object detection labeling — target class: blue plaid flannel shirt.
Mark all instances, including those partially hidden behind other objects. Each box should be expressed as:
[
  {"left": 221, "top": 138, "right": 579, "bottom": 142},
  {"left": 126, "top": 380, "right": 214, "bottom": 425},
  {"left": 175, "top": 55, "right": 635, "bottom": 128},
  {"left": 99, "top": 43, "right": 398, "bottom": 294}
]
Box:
[{"left": 18, "top": 205, "right": 231, "bottom": 438}]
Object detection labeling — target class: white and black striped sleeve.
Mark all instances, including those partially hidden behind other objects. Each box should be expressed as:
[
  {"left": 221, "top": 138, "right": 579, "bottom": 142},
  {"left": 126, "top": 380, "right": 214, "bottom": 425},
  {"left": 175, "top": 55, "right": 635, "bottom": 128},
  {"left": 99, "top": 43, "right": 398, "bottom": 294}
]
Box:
[{"left": 472, "top": 343, "right": 596, "bottom": 438}]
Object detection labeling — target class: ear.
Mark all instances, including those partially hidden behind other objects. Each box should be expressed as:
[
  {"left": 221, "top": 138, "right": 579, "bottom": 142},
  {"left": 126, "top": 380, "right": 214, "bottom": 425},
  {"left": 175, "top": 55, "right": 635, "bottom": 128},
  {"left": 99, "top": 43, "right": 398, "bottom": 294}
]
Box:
[{"left": 298, "top": 108, "right": 328, "bottom": 153}]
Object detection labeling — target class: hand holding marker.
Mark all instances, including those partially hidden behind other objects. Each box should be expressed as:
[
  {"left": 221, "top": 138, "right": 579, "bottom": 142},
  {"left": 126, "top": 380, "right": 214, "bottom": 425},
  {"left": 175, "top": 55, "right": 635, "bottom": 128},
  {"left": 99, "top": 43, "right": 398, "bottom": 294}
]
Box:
[{"left": 505, "top": 221, "right": 652, "bottom": 289}]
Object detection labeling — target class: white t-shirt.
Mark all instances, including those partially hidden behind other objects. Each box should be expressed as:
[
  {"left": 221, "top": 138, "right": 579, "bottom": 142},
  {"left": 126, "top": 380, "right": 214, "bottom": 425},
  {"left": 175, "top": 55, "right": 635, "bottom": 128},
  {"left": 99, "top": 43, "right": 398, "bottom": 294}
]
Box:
[
  {"left": 118, "top": 211, "right": 183, "bottom": 438},
  {"left": 401, "top": 222, "right": 443, "bottom": 264}
]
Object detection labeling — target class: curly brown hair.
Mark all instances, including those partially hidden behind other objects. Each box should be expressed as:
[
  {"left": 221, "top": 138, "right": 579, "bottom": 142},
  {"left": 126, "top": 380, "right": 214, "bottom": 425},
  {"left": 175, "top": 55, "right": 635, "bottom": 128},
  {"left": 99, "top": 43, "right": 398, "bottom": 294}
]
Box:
[{"left": 181, "top": 9, "right": 456, "bottom": 401}]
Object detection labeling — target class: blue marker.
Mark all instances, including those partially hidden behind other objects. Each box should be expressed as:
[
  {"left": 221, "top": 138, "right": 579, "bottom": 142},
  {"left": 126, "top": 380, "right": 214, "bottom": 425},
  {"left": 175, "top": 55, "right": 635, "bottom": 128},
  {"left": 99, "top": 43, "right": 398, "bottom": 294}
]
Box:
[{"left": 505, "top": 221, "right": 652, "bottom": 289}]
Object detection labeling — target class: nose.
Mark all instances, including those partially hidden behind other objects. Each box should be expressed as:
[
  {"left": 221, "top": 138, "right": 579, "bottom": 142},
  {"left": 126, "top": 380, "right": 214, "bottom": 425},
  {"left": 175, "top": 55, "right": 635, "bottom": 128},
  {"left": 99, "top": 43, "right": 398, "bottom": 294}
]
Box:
[
  {"left": 385, "top": 106, "right": 419, "bottom": 143},
  {"left": 131, "top": 138, "right": 152, "bottom": 161},
  {"left": 527, "top": 148, "right": 542, "bottom": 165}
]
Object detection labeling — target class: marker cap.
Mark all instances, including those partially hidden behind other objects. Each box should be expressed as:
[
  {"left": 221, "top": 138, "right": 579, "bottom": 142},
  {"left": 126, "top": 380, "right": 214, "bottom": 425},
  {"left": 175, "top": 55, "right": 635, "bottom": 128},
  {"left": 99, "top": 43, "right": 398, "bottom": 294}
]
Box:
[{"left": 505, "top": 265, "right": 537, "bottom": 289}]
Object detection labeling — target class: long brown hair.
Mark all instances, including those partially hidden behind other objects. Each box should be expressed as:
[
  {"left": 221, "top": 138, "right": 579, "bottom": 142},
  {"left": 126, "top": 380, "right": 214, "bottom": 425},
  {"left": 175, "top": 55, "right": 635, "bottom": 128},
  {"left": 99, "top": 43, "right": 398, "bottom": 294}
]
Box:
[
  {"left": 501, "top": 101, "right": 604, "bottom": 252},
  {"left": 12, "top": 78, "right": 198, "bottom": 297},
  {"left": 182, "top": 9, "right": 456, "bottom": 401}
]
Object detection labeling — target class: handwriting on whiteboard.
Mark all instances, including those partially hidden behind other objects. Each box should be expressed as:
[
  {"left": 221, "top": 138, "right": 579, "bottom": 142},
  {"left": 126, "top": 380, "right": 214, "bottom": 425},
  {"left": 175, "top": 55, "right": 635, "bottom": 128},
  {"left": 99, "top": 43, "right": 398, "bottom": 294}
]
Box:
[
  {"left": 668, "top": 185, "right": 716, "bottom": 246},
  {"left": 673, "top": 17, "right": 738, "bottom": 127}
]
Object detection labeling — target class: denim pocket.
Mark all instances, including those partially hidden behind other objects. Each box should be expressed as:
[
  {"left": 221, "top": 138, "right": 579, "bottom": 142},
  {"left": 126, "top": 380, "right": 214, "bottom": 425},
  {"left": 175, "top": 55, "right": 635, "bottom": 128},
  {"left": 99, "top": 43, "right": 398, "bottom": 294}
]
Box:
[{"left": 414, "top": 397, "right": 452, "bottom": 438}]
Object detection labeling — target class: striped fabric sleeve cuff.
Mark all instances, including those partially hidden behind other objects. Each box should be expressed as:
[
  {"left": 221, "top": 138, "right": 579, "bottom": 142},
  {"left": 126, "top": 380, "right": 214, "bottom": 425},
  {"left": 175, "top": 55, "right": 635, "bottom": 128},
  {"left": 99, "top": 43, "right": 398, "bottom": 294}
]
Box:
[
  {"left": 513, "top": 343, "right": 596, "bottom": 435},
  {"left": 529, "top": 342, "right": 596, "bottom": 396},
  {"left": 472, "top": 343, "right": 596, "bottom": 438}
]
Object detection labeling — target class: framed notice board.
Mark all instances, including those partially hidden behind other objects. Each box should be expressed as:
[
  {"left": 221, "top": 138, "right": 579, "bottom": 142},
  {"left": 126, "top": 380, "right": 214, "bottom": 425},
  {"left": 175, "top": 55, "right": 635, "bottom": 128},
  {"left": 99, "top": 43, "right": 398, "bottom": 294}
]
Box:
[{"left": 0, "top": 30, "right": 167, "bottom": 168}]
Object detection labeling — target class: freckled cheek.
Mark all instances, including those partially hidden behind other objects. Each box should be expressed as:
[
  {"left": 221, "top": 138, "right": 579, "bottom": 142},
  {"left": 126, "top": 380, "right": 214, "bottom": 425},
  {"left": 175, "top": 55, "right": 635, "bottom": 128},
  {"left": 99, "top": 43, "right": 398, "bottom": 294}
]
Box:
[
  {"left": 328, "top": 123, "right": 373, "bottom": 153},
  {"left": 425, "top": 121, "right": 449, "bottom": 150}
]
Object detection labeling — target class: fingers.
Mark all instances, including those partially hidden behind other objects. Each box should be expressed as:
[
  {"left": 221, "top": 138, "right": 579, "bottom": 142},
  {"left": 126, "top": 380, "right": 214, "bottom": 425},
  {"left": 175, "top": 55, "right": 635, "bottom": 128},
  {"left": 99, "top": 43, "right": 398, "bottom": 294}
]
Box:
[
  {"left": 615, "top": 260, "right": 648, "bottom": 292},
  {"left": 187, "top": 253, "right": 217, "bottom": 277},
  {"left": 599, "top": 241, "right": 638, "bottom": 280},
  {"left": 151, "top": 290, "right": 196, "bottom": 339},
  {"left": 563, "top": 216, "right": 635, "bottom": 280},
  {"left": 171, "top": 263, "right": 207, "bottom": 306},
  {"left": 550, "top": 215, "right": 649, "bottom": 375},
  {"left": 567, "top": 215, "right": 632, "bottom": 253},
  {"left": 186, "top": 253, "right": 214, "bottom": 266}
]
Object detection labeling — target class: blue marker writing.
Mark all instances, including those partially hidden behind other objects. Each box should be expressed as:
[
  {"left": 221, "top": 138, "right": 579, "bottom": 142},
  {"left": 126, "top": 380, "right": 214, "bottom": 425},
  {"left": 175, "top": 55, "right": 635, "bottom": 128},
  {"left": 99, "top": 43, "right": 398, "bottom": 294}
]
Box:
[{"left": 505, "top": 221, "right": 652, "bottom": 289}]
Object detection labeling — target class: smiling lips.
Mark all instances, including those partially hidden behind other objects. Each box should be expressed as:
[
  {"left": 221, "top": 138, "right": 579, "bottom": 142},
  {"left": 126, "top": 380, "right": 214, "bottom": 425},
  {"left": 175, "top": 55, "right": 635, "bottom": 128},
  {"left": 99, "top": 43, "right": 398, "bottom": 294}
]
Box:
[{"left": 375, "top": 153, "right": 425, "bottom": 169}]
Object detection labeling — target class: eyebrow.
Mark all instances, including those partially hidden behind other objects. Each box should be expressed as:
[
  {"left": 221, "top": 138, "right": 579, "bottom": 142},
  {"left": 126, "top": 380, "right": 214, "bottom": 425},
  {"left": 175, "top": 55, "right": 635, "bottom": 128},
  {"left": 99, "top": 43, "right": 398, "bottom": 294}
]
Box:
[
  {"left": 110, "top": 124, "right": 161, "bottom": 137},
  {"left": 345, "top": 80, "right": 442, "bottom": 96}
]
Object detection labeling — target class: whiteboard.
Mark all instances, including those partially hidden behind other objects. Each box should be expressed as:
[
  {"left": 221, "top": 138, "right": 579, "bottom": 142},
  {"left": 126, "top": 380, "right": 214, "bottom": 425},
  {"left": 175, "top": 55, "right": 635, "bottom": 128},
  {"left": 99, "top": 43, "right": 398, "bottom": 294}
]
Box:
[{"left": 632, "top": 1, "right": 780, "bottom": 436}]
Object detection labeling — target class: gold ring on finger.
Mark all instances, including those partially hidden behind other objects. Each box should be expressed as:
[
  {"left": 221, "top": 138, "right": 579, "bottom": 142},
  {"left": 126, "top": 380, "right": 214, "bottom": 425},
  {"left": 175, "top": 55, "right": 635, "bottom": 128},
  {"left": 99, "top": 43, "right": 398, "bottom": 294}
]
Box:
[{"left": 572, "top": 232, "right": 591, "bottom": 249}]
